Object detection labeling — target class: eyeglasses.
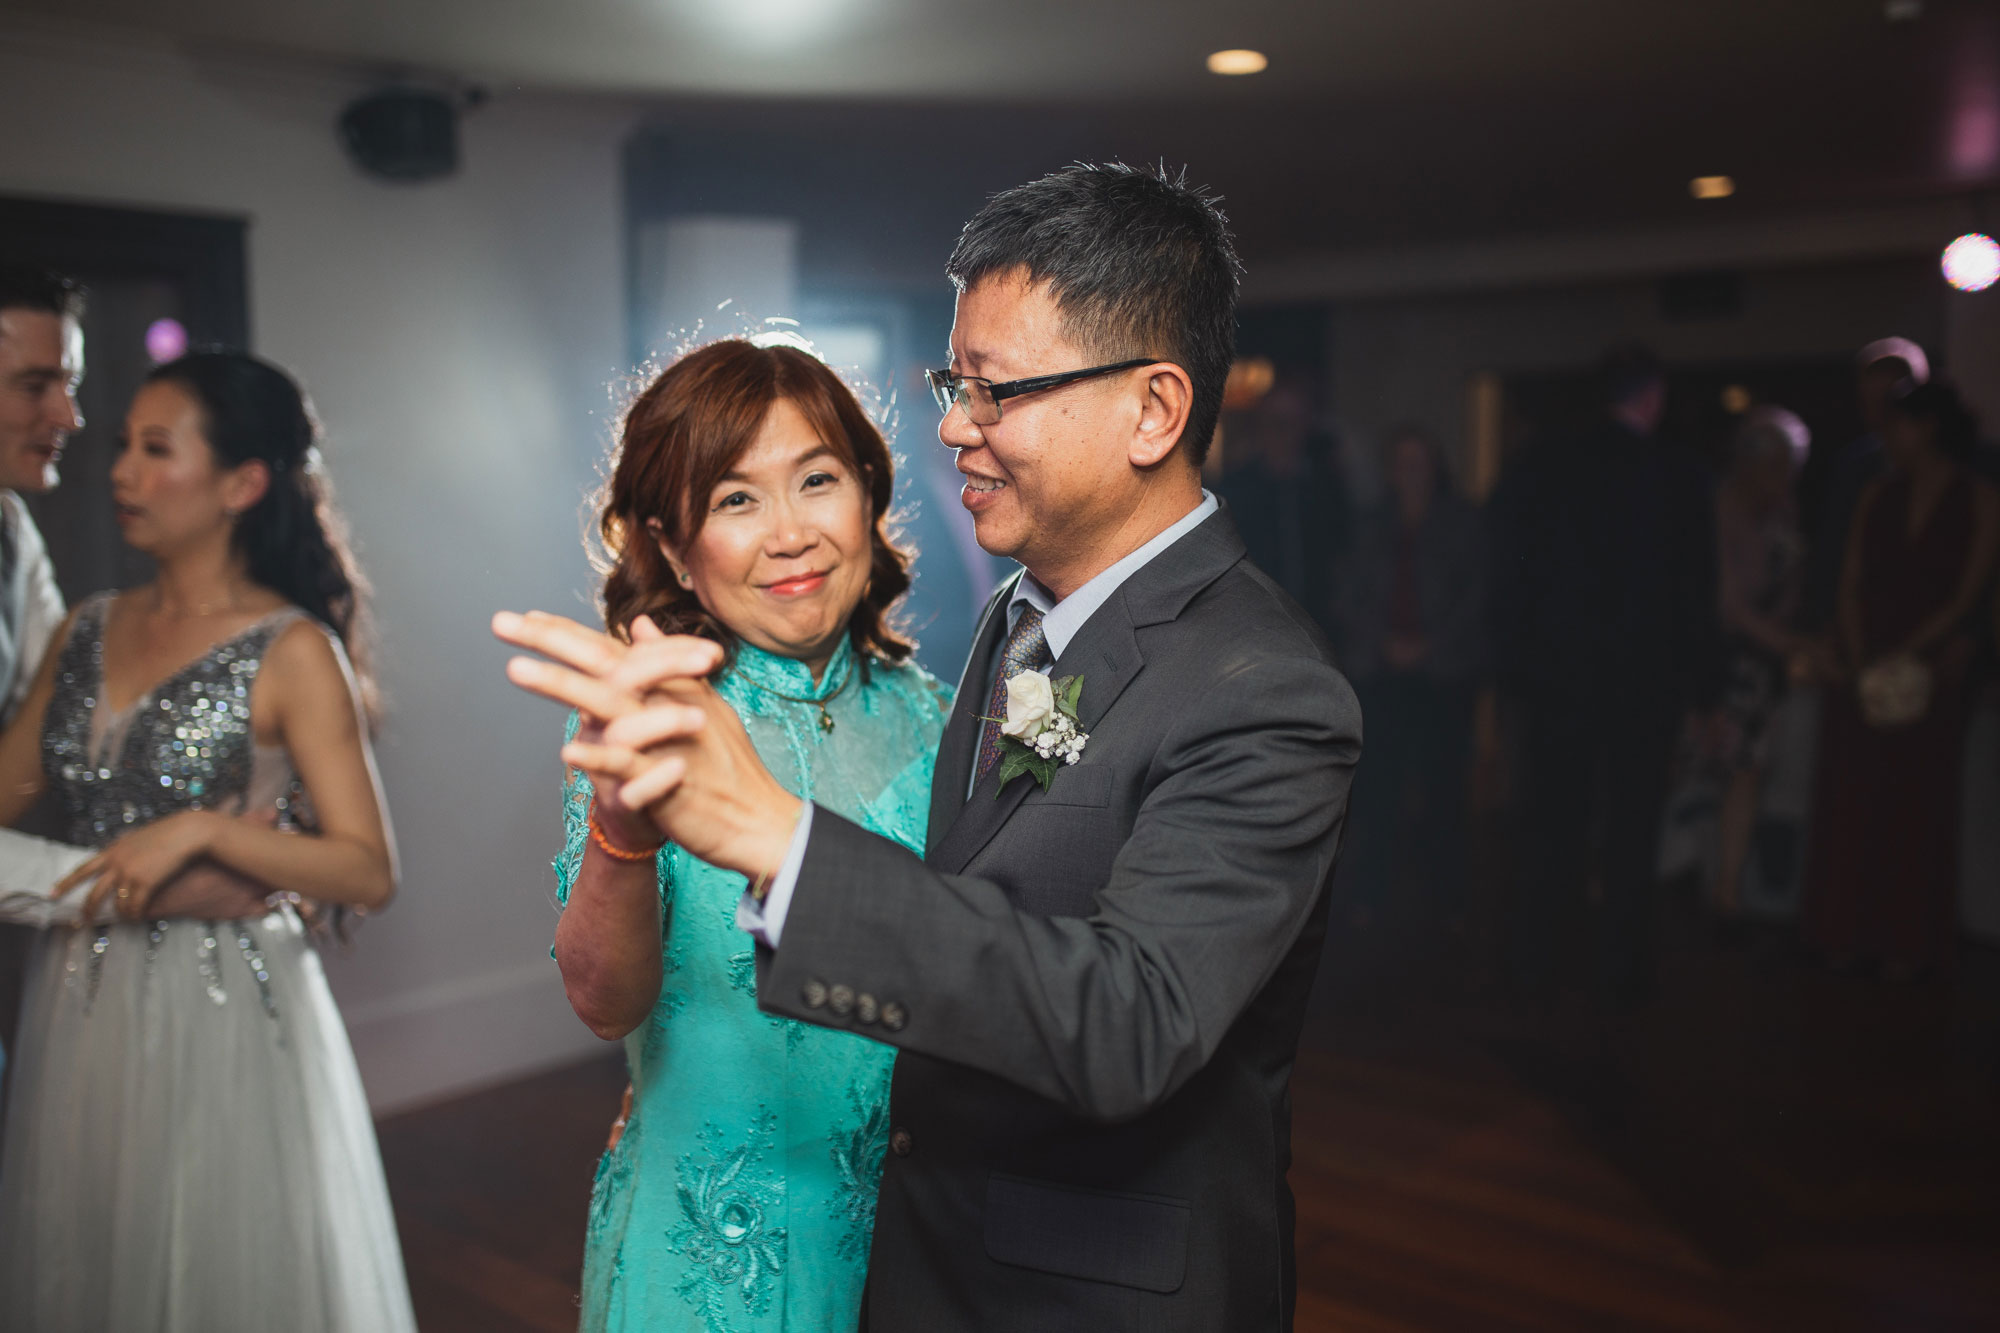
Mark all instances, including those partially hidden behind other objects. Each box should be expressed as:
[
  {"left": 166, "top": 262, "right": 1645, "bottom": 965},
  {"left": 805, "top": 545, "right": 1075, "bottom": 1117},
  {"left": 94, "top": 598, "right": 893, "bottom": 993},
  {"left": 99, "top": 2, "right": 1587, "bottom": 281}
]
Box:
[{"left": 924, "top": 358, "right": 1158, "bottom": 426}]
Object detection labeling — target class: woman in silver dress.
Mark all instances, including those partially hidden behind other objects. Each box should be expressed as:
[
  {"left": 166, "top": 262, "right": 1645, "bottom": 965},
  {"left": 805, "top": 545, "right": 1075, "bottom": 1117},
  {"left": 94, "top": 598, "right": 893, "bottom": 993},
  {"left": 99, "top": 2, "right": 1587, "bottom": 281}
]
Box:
[{"left": 0, "top": 352, "right": 416, "bottom": 1332}]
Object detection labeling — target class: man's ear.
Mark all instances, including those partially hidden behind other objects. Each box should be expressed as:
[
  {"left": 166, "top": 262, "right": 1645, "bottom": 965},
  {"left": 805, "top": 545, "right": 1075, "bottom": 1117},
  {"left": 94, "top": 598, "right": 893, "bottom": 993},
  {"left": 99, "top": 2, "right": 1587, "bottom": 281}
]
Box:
[
  {"left": 645, "top": 517, "right": 693, "bottom": 588},
  {"left": 1130, "top": 364, "right": 1195, "bottom": 469}
]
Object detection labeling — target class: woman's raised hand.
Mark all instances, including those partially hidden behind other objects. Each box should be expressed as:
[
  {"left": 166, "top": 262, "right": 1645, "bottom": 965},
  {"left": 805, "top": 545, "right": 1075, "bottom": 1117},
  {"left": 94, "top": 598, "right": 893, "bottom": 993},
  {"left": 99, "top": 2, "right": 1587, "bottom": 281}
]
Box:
[{"left": 495, "top": 612, "right": 801, "bottom": 877}]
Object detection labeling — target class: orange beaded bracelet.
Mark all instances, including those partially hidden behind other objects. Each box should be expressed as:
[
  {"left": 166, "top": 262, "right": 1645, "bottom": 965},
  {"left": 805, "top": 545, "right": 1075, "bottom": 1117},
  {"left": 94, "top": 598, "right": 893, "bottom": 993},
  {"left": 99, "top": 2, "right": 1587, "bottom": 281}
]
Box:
[{"left": 588, "top": 808, "right": 663, "bottom": 862}]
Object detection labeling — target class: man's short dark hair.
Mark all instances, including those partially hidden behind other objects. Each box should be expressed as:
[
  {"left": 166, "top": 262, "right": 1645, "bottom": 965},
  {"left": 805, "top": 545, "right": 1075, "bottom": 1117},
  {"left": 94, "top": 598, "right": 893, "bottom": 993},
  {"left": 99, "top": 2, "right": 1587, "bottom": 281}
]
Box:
[
  {"left": 1597, "top": 341, "right": 1663, "bottom": 407},
  {"left": 945, "top": 163, "right": 1241, "bottom": 466},
  {"left": 0, "top": 265, "right": 85, "bottom": 323}
]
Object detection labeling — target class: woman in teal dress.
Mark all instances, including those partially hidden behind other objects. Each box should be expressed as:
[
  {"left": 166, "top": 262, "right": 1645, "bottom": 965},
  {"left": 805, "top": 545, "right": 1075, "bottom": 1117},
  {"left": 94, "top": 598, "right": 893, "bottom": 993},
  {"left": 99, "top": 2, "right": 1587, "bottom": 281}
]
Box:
[{"left": 546, "top": 337, "right": 947, "bottom": 1333}]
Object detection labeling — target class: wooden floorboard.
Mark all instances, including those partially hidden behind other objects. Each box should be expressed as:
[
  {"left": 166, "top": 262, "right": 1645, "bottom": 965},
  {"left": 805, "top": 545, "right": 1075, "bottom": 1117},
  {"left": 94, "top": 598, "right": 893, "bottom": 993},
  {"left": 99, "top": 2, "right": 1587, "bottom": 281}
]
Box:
[{"left": 377, "top": 908, "right": 2000, "bottom": 1331}]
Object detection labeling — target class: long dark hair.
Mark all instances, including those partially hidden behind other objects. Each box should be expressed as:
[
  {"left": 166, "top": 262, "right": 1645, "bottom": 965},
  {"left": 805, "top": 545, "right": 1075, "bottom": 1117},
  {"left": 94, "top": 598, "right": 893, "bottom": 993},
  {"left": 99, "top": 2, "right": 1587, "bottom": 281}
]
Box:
[
  {"left": 1890, "top": 380, "right": 1979, "bottom": 463},
  {"left": 595, "top": 337, "right": 916, "bottom": 663},
  {"left": 144, "top": 351, "right": 378, "bottom": 718}
]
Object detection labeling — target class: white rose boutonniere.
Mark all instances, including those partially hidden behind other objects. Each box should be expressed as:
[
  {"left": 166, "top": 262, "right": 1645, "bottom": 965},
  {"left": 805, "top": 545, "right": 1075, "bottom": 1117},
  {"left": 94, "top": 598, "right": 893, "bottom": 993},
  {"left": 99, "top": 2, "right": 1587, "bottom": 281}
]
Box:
[
  {"left": 987, "top": 671, "right": 1090, "bottom": 795},
  {"left": 1000, "top": 671, "right": 1055, "bottom": 739}
]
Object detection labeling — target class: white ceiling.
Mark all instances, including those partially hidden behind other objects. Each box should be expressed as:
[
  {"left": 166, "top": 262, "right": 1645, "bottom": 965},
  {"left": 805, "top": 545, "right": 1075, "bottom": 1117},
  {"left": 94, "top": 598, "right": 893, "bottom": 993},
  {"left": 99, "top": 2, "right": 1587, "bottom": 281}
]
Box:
[{"left": 0, "top": 0, "right": 1929, "bottom": 103}]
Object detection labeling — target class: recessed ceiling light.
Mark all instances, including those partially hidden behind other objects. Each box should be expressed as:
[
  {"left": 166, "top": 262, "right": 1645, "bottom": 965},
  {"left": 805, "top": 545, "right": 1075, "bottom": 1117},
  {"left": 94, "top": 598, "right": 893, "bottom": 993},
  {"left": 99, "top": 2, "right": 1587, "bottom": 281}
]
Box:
[
  {"left": 1942, "top": 233, "right": 2000, "bottom": 292},
  {"left": 1690, "top": 175, "right": 1736, "bottom": 200},
  {"left": 1207, "top": 49, "right": 1268, "bottom": 76}
]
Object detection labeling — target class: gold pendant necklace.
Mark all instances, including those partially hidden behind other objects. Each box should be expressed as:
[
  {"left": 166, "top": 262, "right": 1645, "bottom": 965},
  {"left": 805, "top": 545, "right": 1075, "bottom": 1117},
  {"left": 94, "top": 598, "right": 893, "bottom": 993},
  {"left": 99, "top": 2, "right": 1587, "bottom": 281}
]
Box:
[{"left": 747, "top": 668, "right": 849, "bottom": 734}]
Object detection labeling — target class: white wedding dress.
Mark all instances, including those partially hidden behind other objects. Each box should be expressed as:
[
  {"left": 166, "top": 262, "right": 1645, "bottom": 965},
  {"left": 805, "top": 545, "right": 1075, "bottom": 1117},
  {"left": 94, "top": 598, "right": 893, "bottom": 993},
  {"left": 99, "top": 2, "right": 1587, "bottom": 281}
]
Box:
[{"left": 0, "top": 595, "right": 415, "bottom": 1332}]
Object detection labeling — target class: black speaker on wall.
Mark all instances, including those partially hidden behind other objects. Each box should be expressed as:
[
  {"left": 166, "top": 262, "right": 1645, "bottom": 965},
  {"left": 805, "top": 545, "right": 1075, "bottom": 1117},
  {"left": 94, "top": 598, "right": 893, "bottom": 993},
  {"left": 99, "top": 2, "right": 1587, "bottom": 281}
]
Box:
[{"left": 339, "top": 89, "right": 460, "bottom": 183}]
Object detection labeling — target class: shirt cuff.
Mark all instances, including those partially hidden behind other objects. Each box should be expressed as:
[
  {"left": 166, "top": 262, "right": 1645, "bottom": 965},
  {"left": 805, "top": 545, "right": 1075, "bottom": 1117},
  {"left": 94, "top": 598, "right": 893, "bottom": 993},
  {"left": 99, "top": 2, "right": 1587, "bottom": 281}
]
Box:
[{"left": 734, "top": 802, "right": 813, "bottom": 949}]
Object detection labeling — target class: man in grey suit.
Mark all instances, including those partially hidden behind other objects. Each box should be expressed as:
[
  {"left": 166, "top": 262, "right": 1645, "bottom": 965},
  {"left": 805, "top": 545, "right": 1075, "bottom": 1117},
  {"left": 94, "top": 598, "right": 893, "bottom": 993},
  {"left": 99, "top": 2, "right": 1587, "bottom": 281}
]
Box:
[{"left": 503, "top": 165, "right": 1361, "bottom": 1330}]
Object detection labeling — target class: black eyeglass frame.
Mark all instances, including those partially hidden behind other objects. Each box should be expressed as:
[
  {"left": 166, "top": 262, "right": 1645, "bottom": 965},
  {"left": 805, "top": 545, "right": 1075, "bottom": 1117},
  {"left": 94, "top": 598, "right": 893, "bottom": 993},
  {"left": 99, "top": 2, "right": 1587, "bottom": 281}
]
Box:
[{"left": 925, "top": 357, "right": 1161, "bottom": 424}]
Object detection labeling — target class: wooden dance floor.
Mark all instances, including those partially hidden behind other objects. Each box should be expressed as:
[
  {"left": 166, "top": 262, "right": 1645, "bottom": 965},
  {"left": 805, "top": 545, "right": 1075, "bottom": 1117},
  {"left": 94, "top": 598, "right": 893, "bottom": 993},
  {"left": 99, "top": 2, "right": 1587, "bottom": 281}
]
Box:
[{"left": 379, "top": 912, "right": 2000, "bottom": 1332}]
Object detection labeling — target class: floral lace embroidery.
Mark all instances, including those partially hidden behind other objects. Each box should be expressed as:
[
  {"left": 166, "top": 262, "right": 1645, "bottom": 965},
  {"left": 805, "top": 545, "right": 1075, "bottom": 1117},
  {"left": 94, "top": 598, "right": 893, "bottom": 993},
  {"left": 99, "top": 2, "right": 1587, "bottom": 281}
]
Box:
[
  {"left": 554, "top": 647, "right": 947, "bottom": 1331},
  {"left": 828, "top": 1078, "right": 891, "bottom": 1262},
  {"left": 589, "top": 1123, "right": 636, "bottom": 1248},
  {"left": 554, "top": 758, "right": 591, "bottom": 908},
  {"left": 668, "top": 1111, "right": 788, "bottom": 1331}
]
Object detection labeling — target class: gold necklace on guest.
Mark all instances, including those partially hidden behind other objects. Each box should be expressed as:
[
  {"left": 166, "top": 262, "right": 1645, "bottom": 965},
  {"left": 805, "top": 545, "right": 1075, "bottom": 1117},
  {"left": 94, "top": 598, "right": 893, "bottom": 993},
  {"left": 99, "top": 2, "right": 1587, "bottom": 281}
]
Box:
[{"left": 744, "top": 667, "right": 851, "bottom": 734}]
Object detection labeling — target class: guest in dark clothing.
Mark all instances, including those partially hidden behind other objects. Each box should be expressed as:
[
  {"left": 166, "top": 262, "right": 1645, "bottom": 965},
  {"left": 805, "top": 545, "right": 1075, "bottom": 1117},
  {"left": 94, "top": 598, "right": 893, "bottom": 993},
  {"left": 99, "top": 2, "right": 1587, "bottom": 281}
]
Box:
[
  {"left": 1488, "top": 345, "right": 1723, "bottom": 1009},
  {"left": 1800, "top": 338, "right": 1930, "bottom": 637},
  {"left": 1216, "top": 379, "right": 1348, "bottom": 635},
  {"left": 1336, "top": 426, "right": 1485, "bottom": 925},
  {"left": 1805, "top": 382, "right": 1999, "bottom": 977}
]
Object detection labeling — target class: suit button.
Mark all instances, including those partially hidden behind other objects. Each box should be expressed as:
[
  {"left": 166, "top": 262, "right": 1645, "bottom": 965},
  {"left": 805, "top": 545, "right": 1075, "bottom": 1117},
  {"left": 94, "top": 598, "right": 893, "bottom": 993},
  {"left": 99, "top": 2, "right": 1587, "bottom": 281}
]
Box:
[
  {"left": 802, "top": 979, "right": 828, "bottom": 1009},
  {"left": 890, "top": 1128, "right": 914, "bottom": 1157},
  {"left": 879, "top": 1001, "right": 907, "bottom": 1032},
  {"left": 828, "top": 984, "right": 855, "bottom": 1016},
  {"left": 855, "top": 992, "right": 879, "bottom": 1025}
]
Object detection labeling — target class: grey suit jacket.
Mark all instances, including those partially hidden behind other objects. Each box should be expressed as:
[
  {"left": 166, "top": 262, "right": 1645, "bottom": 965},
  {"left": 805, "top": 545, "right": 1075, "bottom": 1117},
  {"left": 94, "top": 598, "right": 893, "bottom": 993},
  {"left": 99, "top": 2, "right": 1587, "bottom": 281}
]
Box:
[{"left": 758, "top": 509, "right": 1361, "bottom": 1331}]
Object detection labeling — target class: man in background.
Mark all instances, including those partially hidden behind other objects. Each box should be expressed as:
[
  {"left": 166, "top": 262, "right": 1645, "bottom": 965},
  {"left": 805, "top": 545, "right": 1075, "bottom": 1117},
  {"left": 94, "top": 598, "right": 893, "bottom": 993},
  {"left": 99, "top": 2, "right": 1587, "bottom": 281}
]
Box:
[
  {"left": 1489, "top": 343, "right": 1721, "bottom": 1012},
  {"left": 0, "top": 265, "right": 83, "bottom": 1115},
  {"left": 0, "top": 265, "right": 78, "bottom": 719},
  {"left": 1215, "top": 376, "right": 1349, "bottom": 637}
]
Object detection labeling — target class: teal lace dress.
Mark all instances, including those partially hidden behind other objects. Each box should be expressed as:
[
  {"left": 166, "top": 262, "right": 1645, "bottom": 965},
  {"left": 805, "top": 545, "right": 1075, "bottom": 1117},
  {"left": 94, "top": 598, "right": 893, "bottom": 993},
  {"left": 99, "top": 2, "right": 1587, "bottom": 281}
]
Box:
[{"left": 555, "top": 636, "right": 947, "bottom": 1333}]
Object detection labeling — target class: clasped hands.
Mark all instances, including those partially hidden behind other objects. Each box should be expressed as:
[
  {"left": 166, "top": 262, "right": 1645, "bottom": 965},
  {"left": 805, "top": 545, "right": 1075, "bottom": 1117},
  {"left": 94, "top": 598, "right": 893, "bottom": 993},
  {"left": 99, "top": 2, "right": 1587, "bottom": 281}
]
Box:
[
  {"left": 492, "top": 611, "right": 803, "bottom": 880},
  {"left": 53, "top": 808, "right": 283, "bottom": 923}
]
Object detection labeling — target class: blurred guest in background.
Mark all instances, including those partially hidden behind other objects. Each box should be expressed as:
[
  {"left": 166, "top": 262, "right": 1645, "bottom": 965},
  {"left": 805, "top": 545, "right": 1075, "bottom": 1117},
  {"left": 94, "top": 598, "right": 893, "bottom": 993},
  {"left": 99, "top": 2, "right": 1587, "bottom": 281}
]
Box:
[
  {"left": 1216, "top": 377, "right": 1347, "bottom": 634},
  {"left": 1489, "top": 344, "right": 1722, "bottom": 1010},
  {"left": 1804, "top": 381, "right": 1999, "bottom": 978},
  {"left": 0, "top": 266, "right": 78, "bottom": 722},
  {"left": 0, "top": 351, "right": 413, "bottom": 1332},
  {"left": 1335, "top": 425, "right": 1485, "bottom": 928},
  {"left": 544, "top": 337, "right": 946, "bottom": 1333},
  {"left": 1708, "top": 407, "right": 1811, "bottom": 920},
  {"left": 1801, "top": 338, "right": 1930, "bottom": 635},
  {"left": 0, "top": 266, "right": 83, "bottom": 1109}
]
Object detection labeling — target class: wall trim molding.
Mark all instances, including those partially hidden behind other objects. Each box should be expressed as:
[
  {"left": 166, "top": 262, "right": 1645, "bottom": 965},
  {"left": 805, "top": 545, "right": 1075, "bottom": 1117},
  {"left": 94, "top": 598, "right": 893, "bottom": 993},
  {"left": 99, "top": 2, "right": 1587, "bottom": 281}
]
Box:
[{"left": 338, "top": 959, "right": 611, "bottom": 1117}]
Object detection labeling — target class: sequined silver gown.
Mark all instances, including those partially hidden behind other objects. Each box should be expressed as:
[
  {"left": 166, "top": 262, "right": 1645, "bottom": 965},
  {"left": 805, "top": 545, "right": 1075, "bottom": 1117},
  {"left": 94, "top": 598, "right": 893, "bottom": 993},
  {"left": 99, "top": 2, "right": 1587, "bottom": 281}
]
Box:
[{"left": 0, "top": 593, "right": 416, "bottom": 1333}]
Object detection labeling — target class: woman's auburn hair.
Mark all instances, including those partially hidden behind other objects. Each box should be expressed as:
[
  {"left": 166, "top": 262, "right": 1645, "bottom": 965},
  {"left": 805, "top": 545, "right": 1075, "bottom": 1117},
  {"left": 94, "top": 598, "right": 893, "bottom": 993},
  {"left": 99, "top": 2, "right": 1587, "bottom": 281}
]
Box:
[{"left": 594, "top": 338, "right": 916, "bottom": 664}]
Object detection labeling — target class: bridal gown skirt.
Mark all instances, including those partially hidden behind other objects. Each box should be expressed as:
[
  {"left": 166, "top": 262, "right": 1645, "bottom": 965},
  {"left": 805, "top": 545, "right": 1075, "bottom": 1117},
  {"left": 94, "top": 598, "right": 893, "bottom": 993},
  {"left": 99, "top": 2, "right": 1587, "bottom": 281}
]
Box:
[{"left": 0, "top": 907, "right": 417, "bottom": 1333}]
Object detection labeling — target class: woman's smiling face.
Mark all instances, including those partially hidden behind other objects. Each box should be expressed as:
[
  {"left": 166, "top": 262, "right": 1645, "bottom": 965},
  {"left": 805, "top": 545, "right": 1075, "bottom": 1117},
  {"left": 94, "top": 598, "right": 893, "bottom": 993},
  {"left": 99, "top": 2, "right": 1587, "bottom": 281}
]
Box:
[{"left": 664, "top": 396, "right": 873, "bottom": 678}]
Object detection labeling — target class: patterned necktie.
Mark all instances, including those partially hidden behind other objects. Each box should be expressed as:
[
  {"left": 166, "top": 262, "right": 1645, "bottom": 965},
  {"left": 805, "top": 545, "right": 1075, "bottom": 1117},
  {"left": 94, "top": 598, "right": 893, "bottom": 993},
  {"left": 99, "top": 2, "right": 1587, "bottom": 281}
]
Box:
[{"left": 976, "top": 602, "right": 1053, "bottom": 780}]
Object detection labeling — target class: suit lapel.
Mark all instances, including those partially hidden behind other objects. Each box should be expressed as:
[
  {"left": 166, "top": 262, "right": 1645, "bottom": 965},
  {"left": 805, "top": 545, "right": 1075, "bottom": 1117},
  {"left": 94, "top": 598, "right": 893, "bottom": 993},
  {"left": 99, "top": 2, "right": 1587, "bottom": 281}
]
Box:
[
  {"left": 929, "top": 603, "right": 1148, "bottom": 874},
  {"left": 928, "top": 508, "right": 1248, "bottom": 876},
  {"left": 927, "top": 574, "right": 1019, "bottom": 858}
]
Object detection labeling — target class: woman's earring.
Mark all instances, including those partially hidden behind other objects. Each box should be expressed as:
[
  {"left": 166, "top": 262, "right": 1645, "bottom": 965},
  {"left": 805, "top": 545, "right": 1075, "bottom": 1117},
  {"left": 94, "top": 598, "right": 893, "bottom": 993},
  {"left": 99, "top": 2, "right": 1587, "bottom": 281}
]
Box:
[{"left": 678, "top": 572, "right": 693, "bottom": 587}]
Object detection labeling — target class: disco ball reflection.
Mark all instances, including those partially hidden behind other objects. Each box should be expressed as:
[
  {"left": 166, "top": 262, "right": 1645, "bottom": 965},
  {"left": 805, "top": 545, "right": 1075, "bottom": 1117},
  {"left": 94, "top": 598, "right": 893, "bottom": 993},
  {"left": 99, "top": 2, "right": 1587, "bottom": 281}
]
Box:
[{"left": 1941, "top": 233, "right": 2000, "bottom": 293}]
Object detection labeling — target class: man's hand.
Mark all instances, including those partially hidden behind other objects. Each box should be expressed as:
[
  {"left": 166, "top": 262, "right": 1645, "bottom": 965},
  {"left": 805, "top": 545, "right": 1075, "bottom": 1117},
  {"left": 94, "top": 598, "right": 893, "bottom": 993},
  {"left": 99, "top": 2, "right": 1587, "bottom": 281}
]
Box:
[{"left": 494, "top": 611, "right": 803, "bottom": 878}]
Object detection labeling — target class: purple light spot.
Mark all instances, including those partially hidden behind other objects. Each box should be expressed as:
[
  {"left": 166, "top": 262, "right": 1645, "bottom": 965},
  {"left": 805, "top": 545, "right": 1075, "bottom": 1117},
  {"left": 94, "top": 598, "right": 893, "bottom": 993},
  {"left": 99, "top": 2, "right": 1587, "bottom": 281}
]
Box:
[{"left": 145, "top": 318, "right": 188, "bottom": 364}]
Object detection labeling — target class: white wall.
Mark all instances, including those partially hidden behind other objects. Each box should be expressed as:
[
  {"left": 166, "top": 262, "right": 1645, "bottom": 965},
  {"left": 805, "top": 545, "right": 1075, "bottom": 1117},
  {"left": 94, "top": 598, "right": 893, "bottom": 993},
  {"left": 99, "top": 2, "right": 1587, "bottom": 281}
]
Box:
[
  {"left": 634, "top": 215, "right": 799, "bottom": 356},
  {"left": 0, "top": 22, "right": 635, "bottom": 1111}
]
